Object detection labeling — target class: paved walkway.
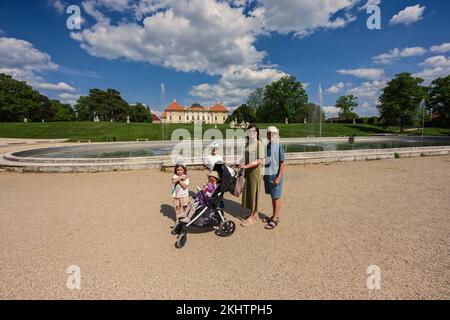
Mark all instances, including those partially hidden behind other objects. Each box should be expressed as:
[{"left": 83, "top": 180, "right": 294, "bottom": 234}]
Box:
[{"left": 1, "top": 156, "right": 449, "bottom": 299}]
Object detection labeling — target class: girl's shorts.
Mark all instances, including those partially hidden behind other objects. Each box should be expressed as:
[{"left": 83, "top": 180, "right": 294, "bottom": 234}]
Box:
[{"left": 174, "top": 197, "right": 190, "bottom": 207}]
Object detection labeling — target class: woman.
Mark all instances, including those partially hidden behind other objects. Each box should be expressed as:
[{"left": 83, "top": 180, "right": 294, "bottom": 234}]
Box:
[{"left": 239, "top": 123, "right": 264, "bottom": 226}]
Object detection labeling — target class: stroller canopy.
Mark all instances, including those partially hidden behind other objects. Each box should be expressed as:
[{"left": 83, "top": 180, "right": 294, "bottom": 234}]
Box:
[{"left": 213, "top": 161, "right": 236, "bottom": 194}]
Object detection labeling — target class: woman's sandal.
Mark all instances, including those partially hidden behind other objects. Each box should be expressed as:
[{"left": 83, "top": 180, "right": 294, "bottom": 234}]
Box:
[{"left": 265, "top": 218, "right": 279, "bottom": 230}]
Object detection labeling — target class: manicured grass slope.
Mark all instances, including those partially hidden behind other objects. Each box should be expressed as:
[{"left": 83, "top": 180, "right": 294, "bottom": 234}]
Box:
[{"left": 0, "top": 122, "right": 448, "bottom": 142}]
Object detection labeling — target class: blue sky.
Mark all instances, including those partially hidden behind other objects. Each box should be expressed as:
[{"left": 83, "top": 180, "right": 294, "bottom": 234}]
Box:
[{"left": 0, "top": 0, "right": 449, "bottom": 117}]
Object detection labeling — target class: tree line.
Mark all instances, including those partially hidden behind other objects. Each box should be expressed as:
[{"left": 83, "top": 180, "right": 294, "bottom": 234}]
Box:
[
  {"left": 228, "top": 73, "right": 450, "bottom": 130},
  {"left": 0, "top": 73, "right": 152, "bottom": 122},
  {"left": 227, "top": 75, "right": 324, "bottom": 124},
  {"left": 1, "top": 72, "right": 449, "bottom": 129}
]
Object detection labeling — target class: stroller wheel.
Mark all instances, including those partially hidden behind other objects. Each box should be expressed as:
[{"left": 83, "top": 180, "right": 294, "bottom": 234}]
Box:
[
  {"left": 175, "top": 233, "right": 187, "bottom": 249},
  {"left": 219, "top": 220, "right": 236, "bottom": 237},
  {"left": 172, "top": 222, "right": 183, "bottom": 235}
]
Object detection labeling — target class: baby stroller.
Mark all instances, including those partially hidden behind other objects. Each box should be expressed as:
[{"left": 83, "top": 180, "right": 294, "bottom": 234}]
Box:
[{"left": 172, "top": 162, "right": 237, "bottom": 249}]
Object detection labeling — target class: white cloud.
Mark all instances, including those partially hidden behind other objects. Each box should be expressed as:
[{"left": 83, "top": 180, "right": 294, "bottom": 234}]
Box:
[
  {"left": 69, "top": 0, "right": 366, "bottom": 106},
  {"left": 430, "top": 42, "right": 450, "bottom": 54},
  {"left": 131, "top": 0, "right": 171, "bottom": 20},
  {"left": 81, "top": 0, "right": 133, "bottom": 24},
  {"left": 0, "top": 37, "right": 76, "bottom": 92},
  {"left": 0, "top": 37, "right": 58, "bottom": 71},
  {"left": 255, "top": 0, "right": 358, "bottom": 37},
  {"left": 389, "top": 5, "right": 425, "bottom": 26},
  {"left": 37, "top": 82, "right": 76, "bottom": 91},
  {"left": 190, "top": 67, "right": 286, "bottom": 106},
  {"left": 72, "top": 0, "right": 264, "bottom": 75},
  {"left": 414, "top": 55, "right": 450, "bottom": 82},
  {"left": 322, "top": 106, "right": 340, "bottom": 118},
  {"left": 48, "top": 0, "right": 66, "bottom": 14},
  {"left": 346, "top": 79, "right": 386, "bottom": 98},
  {"left": 357, "top": 101, "right": 379, "bottom": 117},
  {"left": 326, "top": 82, "right": 346, "bottom": 94},
  {"left": 359, "top": 0, "right": 381, "bottom": 11},
  {"left": 337, "top": 68, "right": 384, "bottom": 80},
  {"left": 58, "top": 93, "right": 80, "bottom": 105},
  {"left": 372, "top": 46, "right": 427, "bottom": 64},
  {"left": 419, "top": 55, "right": 450, "bottom": 68},
  {"left": 71, "top": 0, "right": 281, "bottom": 105}
]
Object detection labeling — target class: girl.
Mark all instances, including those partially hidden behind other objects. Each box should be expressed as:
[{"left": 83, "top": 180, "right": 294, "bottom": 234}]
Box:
[
  {"left": 196, "top": 171, "right": 220, "bottom": 206},
  {"left": 171, "top": 164, "right": 190, "bottom": 224}
]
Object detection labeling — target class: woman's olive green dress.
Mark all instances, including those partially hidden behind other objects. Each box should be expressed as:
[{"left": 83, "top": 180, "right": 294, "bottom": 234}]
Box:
[{"left": 241, "top": 140, "right": 264, "bottom": 211}]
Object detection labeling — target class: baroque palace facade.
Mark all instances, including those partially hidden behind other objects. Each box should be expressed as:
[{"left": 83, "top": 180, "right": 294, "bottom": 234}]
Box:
[{"left": 161, "top": 99, "right": 229, "bottom": 124}]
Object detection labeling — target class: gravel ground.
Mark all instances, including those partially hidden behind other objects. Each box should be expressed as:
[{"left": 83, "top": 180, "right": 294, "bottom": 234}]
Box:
[{"left": 0, "top": 155, "right": 449, "bottom": 299}]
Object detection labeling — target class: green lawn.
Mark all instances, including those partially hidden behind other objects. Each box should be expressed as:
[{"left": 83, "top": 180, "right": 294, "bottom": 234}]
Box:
[{"left": 0, "top": 122, "right": 448, "bottom": 142}]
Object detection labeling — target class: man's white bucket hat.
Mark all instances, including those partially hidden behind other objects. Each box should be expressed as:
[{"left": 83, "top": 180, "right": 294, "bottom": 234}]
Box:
[
  {"left": 210, "top": 141, "right": 220, "bottom": 149},
  {"left": 267, "top": 126, "right": 278, "bottom": 134}
]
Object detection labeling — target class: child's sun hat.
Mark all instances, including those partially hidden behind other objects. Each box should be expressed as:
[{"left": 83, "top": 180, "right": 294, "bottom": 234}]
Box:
[{"left": 207, "top": 171, "right": 221, "bottom": 182}]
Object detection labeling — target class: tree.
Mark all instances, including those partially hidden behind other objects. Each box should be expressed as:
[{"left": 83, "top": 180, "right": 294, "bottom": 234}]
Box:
[
  {"left": 51, "top": 100, "right": 76, "bottom": 121},
  {"left": 73, "top": 96, "right": 91, "bottom": 120},
  {"left": 74, "top": 88, "right": 131, "bottom": 122},
  {"left": 303, "top": 103, "right": 325, "bottom": 123},
  {"left": 226, "top": 104, "right": 257, "bottom": 123},
  {"left": 378, "top": 73, "right": 427, "bottom": 132},
  {"left": 0, "top": 73, "right": 54, "bottom": 122},
  {"left": 336, "top": 95, "right": 359, "bottom": 120},
  {"left": 256, "top": 75, "right": 308, "bottom": 123},
  {"left": 427, "top": 75, "right": 450, "bottom": 126},
  {"left": 247, "top": 87, "right": 265, "bottom": 113},
  {"left": 131, "top": 103, "right": 152, "bottom": 122}
]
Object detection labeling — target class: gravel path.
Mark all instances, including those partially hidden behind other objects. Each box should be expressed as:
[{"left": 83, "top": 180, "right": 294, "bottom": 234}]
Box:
[{"left": 1, "top": 156, "right": 449, "bottom": 299}]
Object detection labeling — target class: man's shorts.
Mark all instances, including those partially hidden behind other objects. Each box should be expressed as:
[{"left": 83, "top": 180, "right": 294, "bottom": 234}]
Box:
[{"left": 264, "top": 175, "right": 283, "bottom": 200}]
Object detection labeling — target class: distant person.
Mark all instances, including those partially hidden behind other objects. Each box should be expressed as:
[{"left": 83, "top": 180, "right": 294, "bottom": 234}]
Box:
[
  {"left": 171, "top": 164, "right": 189, "bottom": 225},
  {"left": 239, "top": 123, "right": 264, "bottom": 226},
  {"left": 204, "top": 141, "right": 223, "bottom": 172},
  {"left": 263, "top": 126, "right": 285, "bottom": 229}
]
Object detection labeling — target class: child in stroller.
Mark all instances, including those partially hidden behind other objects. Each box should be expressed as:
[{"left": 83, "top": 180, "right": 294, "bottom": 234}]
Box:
[
  {"left": 172, "top": 162, "right": 237, "bottom": 248},
  {"left": 179, "top": 170, "right": 220, "bottom": 223}
]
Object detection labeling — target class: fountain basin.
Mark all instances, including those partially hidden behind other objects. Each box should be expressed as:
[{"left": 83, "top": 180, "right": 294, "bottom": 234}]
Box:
[{"left": 1, "top": 136, "right": 450, "bottom": 172}]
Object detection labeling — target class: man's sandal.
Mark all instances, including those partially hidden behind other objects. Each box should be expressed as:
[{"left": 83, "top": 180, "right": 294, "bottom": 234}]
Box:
[
  {"left": 265, "top": 219, "right": 279, "bottom": 230},
  {"left": 262, "top": 216, "right": 272, "bottom": 223}
]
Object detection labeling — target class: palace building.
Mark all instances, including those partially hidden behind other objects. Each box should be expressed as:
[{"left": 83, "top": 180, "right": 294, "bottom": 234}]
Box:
[{"left": 161, "top": 99, "right": 229, "bottom": 124}]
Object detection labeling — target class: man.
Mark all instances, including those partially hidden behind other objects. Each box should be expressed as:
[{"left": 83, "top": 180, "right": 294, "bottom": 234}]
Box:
[
  {"left": 204, "top": 141, "right": 223, "bottom": 172},
  {"left": 263, "top": 126, "right": 285, "bottom": 229}
]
